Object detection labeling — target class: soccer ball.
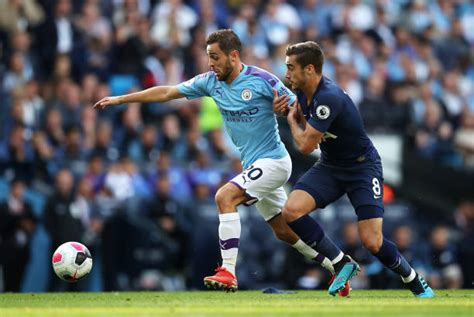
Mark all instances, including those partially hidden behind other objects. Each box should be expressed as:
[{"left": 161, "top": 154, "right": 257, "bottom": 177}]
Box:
[{"left": 52, "top": 241, "right": 93, "bottom": 282}]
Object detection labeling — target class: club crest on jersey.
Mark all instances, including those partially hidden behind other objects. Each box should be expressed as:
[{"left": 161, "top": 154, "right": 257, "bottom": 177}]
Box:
[
  {"left": 315, "top": 105, "right": 330, "bottom": 120},
  {"left": 241, "top": 89, "right": 252, "bottom": 101}
]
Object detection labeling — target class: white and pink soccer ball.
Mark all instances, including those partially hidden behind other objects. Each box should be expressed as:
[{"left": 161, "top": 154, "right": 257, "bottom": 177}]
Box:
[{"left": 52, "top": 242, "right": 93, "bottom": 282}]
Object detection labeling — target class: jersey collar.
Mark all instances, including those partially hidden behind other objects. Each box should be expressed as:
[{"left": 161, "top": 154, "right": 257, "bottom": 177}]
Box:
[
  {"left": 226, "top": 63, "right": 247, "bottom": 86},
  {"left": 297, "top": 75, "right": 326, "bottom": 109}
]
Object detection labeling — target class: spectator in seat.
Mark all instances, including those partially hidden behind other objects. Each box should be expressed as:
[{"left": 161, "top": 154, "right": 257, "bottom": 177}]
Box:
[
  {"left": 422, "top": 225, "right": 463, "bottom": 289},
  {"left": 0, "top": 179, "right": 37, "bottom": 292}
]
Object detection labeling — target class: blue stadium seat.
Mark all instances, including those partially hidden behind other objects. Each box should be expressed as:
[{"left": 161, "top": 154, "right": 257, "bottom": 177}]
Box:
[
  {"left": 0, "top": 176, "right": 8, "bottom": 201},
  {"left": 108, "top": 74, "right": 139, "bottom": 96},
  {"left": 24, "top": 189, "right": 46, "bottom": 217},
  {"left": 21, "top": 189, "right": 49, "bottom": 292},
  {"left": 21, "top": 225, "right": 51, "bottom": 292}
]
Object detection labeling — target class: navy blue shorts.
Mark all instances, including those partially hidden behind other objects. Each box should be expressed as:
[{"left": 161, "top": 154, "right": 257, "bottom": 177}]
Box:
[{"left": 293, "top": 161, "right": 384, "bottom": 221}]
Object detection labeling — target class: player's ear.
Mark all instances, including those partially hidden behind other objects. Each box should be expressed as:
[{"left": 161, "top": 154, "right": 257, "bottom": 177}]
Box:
[{"left": 230, "top": 50, "right": 239, "bottom": 62}]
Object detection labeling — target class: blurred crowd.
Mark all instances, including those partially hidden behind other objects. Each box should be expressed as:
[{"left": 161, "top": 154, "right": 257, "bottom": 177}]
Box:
[{"left": 0, "top": 0, "right": 473, "bottom": 292}]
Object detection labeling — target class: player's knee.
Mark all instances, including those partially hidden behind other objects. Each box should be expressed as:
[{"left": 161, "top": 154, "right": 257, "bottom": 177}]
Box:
[
  {"left": 214, "top": 188, "right": 228, "bottom": 209},
  {"left": 361, "top": 235, "right": 382, "bottom": 254},
  {"left": 282, "top": 202, "right": 301, "bottom": 222},
  {"left": 215, "top": 186, "right": 238, "bottom": 210}
]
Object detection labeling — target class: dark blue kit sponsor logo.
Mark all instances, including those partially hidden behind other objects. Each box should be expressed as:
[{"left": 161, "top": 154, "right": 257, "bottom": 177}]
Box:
[{"left": 221, "top": 107, "right": 259, "bottom": 122}]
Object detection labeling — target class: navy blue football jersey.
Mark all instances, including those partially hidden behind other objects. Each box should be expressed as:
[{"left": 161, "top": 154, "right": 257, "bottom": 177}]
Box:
[{"left": 296, "top": 76, "right": 379, "bottom": 166}]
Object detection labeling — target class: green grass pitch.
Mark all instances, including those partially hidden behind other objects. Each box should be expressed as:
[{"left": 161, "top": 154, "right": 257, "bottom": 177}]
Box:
[{"left": 0, "top": 290, "right": 473, "bottom": 317}]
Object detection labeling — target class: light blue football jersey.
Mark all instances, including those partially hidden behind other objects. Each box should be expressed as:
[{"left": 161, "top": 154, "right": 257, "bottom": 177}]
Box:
[{"left": 176, "top": 64, "right": 296, "bottom": 168}]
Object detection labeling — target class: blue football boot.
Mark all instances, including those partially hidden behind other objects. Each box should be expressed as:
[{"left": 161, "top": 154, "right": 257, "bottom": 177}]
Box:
[
  {"left": 406, "top": 274, "right": 435, "bottom": 298},
  {"left": 328, "top": 255, "right": 360, "bottom": 296}
]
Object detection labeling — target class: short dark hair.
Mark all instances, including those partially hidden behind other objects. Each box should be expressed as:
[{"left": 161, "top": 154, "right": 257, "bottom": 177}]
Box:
[
  {"left": 285, "top": 41, "right": 324, "bottom": 74},
  {"left": 206, "top": 29, "right": 242, "bottom": 55}
]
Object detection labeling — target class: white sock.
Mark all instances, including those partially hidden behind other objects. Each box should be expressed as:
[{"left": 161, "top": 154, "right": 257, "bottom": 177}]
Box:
[
  {"left": 218, "top": 212, "right": 241, "bottom": 276},
  {"left": 292, "top": 239, "right": 335, "bottom": 273},
  {"left": 401, "top": 268, "right": 416, "bottom": 283},
  {"left": 292, "top": 239, "right": 317, "bottom": 259},
  {"left": 322, "top": 257, "right": 335, "bottom": 274},
  {"left": 331, "top": 251, "right": 344, "bottom": 265}
]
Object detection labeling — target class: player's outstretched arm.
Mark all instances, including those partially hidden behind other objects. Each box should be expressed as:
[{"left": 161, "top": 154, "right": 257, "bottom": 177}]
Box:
[
  {"left": 287, "top": 103, "right": 323, "bottom": 154},
  {"left": 93, "top": 86, "right": 184, "bottom": 109}
]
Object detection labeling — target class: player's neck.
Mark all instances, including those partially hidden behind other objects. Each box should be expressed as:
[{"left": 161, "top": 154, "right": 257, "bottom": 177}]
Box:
[
  {"left": 226, "top": 63, "right": 244, "bottom": 84},
  {"left": 302, "top": 75, "right": 322, "bottom": 102}
]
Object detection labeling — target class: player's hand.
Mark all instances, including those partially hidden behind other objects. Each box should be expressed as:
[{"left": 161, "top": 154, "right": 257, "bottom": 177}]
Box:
[
  {"left": 272, "top": 88, "right": 290, "bottom": 116},
  {"left": 288, "top": 101, "right": 304, "bottom": 124},
  {"left": 93, "top": 96, "right": 121, "bottom": 109},
  {"left": 287, "top": 102, "right": 300, "bottom": 124}
]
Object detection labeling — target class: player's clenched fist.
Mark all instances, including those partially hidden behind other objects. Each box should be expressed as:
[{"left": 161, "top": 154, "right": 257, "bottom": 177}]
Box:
[{"left": 93, "top": 96, "right": 121, "bottom": 109}]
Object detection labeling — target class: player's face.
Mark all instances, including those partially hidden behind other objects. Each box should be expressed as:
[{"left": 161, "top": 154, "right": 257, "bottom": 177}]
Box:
[
  {"left": 285, "top": 55, "right": 306, "bottom": 90},
  {"left": 206, "top": 43, "right": 236, "bottom": 82}
]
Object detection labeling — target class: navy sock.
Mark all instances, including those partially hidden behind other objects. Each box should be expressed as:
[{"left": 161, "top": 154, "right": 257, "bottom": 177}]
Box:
[
  {"left": 288, "top": 215, "right": 342, "bottom": 261},
  {"left": 373, "top": 238, "right": 412, "bottom": 278}
]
